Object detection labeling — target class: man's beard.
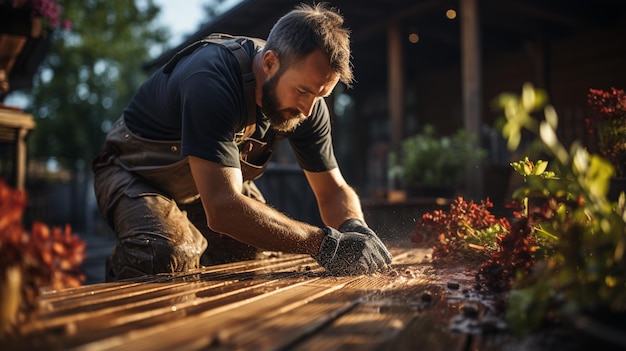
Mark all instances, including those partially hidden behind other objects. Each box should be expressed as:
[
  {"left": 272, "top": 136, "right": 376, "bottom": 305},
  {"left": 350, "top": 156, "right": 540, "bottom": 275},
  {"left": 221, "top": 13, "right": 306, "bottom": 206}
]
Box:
[{"left": 261, "top": 74, "right": 308, "bottom": 133}]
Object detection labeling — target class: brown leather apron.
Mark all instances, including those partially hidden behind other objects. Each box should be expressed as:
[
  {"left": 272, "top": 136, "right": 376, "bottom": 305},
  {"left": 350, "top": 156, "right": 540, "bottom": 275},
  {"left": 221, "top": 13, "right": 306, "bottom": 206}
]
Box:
[
  {"left": 103, "top": 117, "right": 199, "bottom": 203},
  {"left": 102, "top": 116, "right": 274, "bottom": 203}
]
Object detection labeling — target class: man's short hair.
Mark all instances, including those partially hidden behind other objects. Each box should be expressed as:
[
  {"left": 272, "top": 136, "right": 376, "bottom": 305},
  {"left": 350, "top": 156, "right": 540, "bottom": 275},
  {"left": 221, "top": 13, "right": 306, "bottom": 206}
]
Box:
[{"left": 265, "top": 3, "right": 354, "bottom": 87}]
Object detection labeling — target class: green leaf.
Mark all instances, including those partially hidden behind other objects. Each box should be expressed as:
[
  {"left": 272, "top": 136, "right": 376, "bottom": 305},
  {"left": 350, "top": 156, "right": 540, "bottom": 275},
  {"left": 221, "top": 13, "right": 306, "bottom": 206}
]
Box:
[
  {"left": 544, "top": 105, "right": 558, "bottom": 130},
  {"left": 534, "top": 160, "right": 548, "bottom": 175},
  {"left": 572, "top": 147, "right": 589, "bottom": 175},
  {"left": 521, "top": 83, "right": 537, "bottom": 111},
  {"left": 539, "top": 122, "right": 557, "bottom": 148}
]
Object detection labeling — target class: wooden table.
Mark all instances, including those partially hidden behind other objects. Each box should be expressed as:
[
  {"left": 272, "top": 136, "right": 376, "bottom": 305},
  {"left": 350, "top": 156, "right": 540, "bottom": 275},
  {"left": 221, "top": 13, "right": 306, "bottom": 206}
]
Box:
[
  {"left": 5, "top": 247, "right": 500, "bottom": 351},
  {"left": 0, "top": 107, "right": 35, "bottom": 189}
]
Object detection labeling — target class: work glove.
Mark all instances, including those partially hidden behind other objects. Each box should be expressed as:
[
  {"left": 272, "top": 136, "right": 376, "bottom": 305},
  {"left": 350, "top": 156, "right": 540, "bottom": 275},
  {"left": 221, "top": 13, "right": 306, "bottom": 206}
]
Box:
[
  {"left": 339, "top": 218, "right": 392, "bottom": 263},
  {"left": 312, "top": 226, "right": 392, "bottom": 275},
  {"left": 339, "top": 218, "right": 381, "bottom": 239}
]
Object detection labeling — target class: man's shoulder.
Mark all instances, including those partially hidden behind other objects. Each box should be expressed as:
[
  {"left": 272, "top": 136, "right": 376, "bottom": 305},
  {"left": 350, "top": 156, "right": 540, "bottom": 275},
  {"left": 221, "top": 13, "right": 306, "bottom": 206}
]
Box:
[
  {"left": 201, "top": 34, "right": 265, "bottom": 62},
  {"left": 162, "top": 34, "right": 263, "bottom": 77}
]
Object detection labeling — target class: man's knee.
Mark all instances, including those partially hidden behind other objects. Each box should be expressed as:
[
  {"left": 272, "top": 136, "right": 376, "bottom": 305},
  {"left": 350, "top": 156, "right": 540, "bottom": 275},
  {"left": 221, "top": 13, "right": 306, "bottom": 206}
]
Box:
[{"left": 107, "top": 234, "right": 203, "bottom": 281}]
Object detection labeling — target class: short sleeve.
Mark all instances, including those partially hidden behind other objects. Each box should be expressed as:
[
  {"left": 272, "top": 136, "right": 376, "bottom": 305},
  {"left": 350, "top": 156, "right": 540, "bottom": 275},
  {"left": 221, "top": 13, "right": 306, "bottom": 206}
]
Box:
[{"left": 287, "top": 98, "right": 338, "bottom": 172}]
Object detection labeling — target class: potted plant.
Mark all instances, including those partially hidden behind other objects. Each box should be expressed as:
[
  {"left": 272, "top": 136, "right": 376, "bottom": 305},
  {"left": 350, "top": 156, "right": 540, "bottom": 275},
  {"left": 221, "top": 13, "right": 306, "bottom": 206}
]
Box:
[
  {"left": 388, "top": 124, "right": 487, "bottom": 197},
  {"left": 0, "top": 0, "right": 71, "bottom": 99}
]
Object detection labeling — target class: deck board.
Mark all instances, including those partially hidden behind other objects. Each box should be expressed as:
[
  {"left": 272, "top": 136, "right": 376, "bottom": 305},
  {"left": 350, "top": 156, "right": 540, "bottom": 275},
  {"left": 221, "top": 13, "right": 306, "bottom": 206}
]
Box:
[{"left": 4, "top": 247, "right": 482, "bottom": 351}]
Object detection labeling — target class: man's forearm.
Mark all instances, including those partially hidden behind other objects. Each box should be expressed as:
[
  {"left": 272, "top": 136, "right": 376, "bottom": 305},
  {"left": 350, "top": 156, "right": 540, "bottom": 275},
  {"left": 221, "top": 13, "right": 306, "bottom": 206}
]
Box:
[
  {"left": 190, "top": 157, "right": 325, "bottom": 255},
  {"left": 206, "top": 193, "right": 325, "bottom": 255},
  {"left": 317, "top": 184, "right": 364, "bottom": 228}
]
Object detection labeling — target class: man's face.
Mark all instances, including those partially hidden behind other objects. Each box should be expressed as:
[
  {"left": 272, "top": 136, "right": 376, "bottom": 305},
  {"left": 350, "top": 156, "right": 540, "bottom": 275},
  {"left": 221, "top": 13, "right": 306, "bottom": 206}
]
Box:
[
  {"left": 261, "top": 72, "right": 305, "bottom": 133},
  {"left": 261, "top": 49, "right": 340, "bottom": 133}
]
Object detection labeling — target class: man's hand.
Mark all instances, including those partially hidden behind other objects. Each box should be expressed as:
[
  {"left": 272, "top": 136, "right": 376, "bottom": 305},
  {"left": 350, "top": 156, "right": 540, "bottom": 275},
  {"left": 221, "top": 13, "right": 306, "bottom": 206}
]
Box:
[
  {"left": 339, "top": 218, "right": 392, "bottom": 263},
  {"left": 312, "top": 226, "right": 392, "bottom": 275},
  {"left": 339, "top": 218, "right": 378, "bottom": 237}
]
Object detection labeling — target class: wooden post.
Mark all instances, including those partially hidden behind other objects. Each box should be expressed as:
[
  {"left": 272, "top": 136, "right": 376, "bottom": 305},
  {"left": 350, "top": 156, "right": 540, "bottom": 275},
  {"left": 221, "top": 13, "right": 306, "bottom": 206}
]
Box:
[
  {"left": 388, "top": 23, "right": 404, "bottom": 152},
  {"left": 459, "top": 0, "right": 483, "bottom": 199}
]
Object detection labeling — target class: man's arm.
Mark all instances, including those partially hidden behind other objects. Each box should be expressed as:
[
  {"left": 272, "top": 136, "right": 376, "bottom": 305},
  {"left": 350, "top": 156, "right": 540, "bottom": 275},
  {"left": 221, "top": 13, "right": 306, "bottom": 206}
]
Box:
[
  {"left": 304, "top": 167, "right": 365, "bottom": 229},
  {"left": 305, "top": 167, "right": 392, "bottom": 266},
  {"left": 191, "top": 156, "right": 392, "bottom": 275},
  {"left": 189, "top": 156, "right": 324, "bottom": 254}
]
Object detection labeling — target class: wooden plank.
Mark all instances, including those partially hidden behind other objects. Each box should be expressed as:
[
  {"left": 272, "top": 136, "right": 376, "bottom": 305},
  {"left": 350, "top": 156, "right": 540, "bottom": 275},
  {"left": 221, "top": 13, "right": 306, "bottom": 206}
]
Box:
[
  {"left": 0, "top": 108, "right": 36, "bottom": 130},
  {"left": 83, "top": 250, "right": 428, "bottom": 351},
  {"left": 289, "top": 282, "right": 432, "bottom": 351},
  {"left": 38, "top": 254, "right": 314, "bottom": 308},
  {"left": 0, "top": 108, "right": 35, "bottom": 189},
  {"left": 4, "top": 248, "right": 474, "bottom": 351},
  {"left": 18, "top": 257, "right": 318, "bottom": 343},
  {"left": 289, "top": 251, "right": 470, "bottom": 351},
  {"left": 212, "top": 270, "right": 421, "bottom": 350},
  {"left": 75, "top": 278, "right": 360, "bottom": 351}
]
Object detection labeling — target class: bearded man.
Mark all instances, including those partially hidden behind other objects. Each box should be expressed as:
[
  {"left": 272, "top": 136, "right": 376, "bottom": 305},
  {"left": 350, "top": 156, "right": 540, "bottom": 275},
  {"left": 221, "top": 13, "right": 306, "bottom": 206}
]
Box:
[{"left": 92, "top": 3, "right": 392, "bottom": 281}]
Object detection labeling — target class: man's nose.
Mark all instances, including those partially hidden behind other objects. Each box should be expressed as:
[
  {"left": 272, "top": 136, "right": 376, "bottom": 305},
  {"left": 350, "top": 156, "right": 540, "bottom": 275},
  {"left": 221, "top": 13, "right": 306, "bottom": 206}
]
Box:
[{"left": 297, "top": 95, "right": 317, "bottom": 117}]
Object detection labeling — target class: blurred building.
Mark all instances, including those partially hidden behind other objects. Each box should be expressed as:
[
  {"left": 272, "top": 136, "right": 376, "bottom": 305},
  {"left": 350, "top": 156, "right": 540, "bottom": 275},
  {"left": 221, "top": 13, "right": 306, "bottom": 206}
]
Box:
[{"left": 147, "top": 0, "right": 626, "bottom": 204}]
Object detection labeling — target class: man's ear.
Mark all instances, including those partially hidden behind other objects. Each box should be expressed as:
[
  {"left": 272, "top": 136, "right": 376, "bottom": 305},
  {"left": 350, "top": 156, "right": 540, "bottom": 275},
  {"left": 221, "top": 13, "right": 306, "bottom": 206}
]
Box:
[{"left": 262, "top": 50, "right": 280, "bottom": 75}]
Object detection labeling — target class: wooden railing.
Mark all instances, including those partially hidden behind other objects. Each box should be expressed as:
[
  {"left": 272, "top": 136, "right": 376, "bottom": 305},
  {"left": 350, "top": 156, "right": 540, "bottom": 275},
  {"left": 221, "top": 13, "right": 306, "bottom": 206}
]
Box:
[{"left": 0, "top": 107, "right": 35, "bottom": 190}]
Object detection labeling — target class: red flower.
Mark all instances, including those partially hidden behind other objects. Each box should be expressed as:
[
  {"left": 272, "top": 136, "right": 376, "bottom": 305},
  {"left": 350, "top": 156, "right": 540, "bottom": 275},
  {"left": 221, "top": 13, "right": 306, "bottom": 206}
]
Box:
[
  {"left": 0, "top": 179, "right": 85, "bottom": 315},
  {"left": 0, "top": 0, "right": 71, "bottom": 30},
  {"left": 586, "top": 87, "right": 626, "bottom": 176},
  {"left": 587, "top": 87, "right": 626, "bottom": 123},
  {"left": 410, "top": 196, "right": 511, "bottom": 263}
]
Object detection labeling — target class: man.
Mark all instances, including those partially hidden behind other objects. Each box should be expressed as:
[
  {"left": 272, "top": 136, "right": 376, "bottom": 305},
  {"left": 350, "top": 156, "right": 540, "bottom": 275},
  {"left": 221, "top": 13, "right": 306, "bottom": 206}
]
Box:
[{"left": 92, "top": 3, "right": 392, "bottom": 281}]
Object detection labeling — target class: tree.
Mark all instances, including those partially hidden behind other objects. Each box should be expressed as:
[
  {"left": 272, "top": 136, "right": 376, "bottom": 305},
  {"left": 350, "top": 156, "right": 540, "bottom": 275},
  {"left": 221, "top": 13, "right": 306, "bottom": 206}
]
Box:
[{"left": 26, "top": 0, "right": 169, "bottom": 172}]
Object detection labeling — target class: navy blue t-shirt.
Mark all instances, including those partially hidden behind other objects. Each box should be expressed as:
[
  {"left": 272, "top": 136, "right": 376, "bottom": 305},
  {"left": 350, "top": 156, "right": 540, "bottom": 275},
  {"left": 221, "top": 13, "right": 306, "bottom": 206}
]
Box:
[{"left": 123, "top": 37, "right": 338, "bottom": 172}]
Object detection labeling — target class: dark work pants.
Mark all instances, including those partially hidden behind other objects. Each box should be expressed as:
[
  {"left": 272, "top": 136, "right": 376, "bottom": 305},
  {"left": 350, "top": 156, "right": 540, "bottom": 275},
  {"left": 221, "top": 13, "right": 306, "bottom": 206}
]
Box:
[{"left": 93, "top": 160, "right": 265, "bottom": 281}]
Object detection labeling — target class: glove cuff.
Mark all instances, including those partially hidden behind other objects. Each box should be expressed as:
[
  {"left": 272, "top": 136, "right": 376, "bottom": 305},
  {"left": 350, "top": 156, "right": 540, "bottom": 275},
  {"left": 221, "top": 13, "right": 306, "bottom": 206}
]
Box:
[
  {"left": 339, "top": 218, "right": 367, "bottom": 232},
  {"left": 313, "top": 226, "right": 340, "bottom": 262}
]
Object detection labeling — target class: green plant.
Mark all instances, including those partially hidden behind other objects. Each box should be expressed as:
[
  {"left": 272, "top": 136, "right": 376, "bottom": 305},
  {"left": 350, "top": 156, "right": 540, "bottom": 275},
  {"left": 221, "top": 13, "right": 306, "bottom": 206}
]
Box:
[
  {"left": 410, "top": 196, "right": 510, "bottom": 263},
  {"left": 389, "top": 124, "right": 487, "bottom": 192},
  {"left": 406, "top": 84, "right": 626, "bottom": 337},
  {"left": 510, "top": 157, "right": 556, "bottom": 180},
  {"left": 495, "top": 83, "right": 626, "bottom": 332}
]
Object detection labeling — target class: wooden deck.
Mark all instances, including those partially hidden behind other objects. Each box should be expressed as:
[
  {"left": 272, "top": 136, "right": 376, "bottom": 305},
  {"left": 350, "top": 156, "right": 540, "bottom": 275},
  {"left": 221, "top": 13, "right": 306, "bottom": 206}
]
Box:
[{"left": 3, "top": 246, "right": 606, "bottom": 351}]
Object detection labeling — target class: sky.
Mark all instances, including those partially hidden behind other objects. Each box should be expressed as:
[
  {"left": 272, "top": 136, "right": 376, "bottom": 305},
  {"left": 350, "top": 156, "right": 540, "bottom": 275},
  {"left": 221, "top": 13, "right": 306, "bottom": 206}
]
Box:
[
  {"left": 152, "top": 0, "right": 241, "bottom": 45},
  {"left": 152, "top": 0, "right": 207, "bottom": 45},
  {"left": 4, "top": 0, "right": 240, "bottom": 108}
]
